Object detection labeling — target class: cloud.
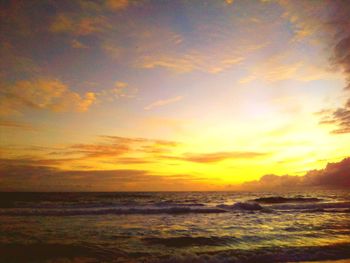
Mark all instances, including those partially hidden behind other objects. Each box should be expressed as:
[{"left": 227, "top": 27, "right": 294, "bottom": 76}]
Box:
[
  {"left": 0, "top": 158, "right": 149, "bottom": 191},
  {"left": 97, "top": 81, "right": 138, "bottom": 101},
  {"left": 280, "top": 0, "right": 350, "bottom": 134},
  {"left": 144, "top": 96, "right": 183, "bottom": 110},
  {"left": 320, "top": 49, "right": 350, "bottom": 133},
  {"left": 50, "top": 14, "right": 109, "bottom": 36},
  {"left": 105, "top": 0, "right": 130, "bottom": 10},
  {"left": 275, "top": 0, "right": 328, "bottom": 42},
  {"left": 128, "top": 13, "right": 261, "bottom": 74},
  {"left": 239, "top": 157, "right": 350, "bottom": 190},
  {"left": 101, "top": 41, "right": 124, "bottom": 58},
  {"left": 137, "top": 52, "right": 245, "bottom": 74},
  {"left": 68, "top": 143, "right": 130, "bottom": 158},
  {"left": 46, "top": 135, "right": 179, "bottom": 160},
  {"left": 0, "top": 120, "right": 36, "bottom": 130},
  {"left": 0, "top": 78, "right": 96, "bottom": 116},
  {"left": 169, "top": 151, "right": 267, "bottom": 163},
  {"left": 239, "top": 53, "right": 336, "bottom": 84},
  {"left": 0, "top": 157, "right": 211, "bottom": 191},
  {"left": 71, "top": 39, "right": 88, "bottom": 49}
]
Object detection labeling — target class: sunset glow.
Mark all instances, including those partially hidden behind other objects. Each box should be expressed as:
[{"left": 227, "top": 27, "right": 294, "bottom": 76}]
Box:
[{"left": 1, "top": 0, "right": 350, "bottom": 191}]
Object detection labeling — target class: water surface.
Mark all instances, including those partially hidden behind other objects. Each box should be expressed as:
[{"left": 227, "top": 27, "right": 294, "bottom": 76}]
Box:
[{"left": 0, "top": 190, "right": 349, "bottom": 262}]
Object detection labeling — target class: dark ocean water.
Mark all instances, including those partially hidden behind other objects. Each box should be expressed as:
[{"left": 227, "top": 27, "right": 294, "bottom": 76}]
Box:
[{"left": 0, "top": 190, "right": 349, "bottom": 262}]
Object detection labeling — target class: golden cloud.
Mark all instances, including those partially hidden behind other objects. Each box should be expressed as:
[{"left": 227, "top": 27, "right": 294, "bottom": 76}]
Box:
[
  {"left": 44, "top": 135, "right": 179, "bottom": 161},
  {"left": 174, "top": 151, "right": 268, "bottom": 163},
  {"left": 105, "top": 0, "right": 130, "bottom": 10},
  {"left": 0, "top": 78, "right": 96, "bottom": 116}
]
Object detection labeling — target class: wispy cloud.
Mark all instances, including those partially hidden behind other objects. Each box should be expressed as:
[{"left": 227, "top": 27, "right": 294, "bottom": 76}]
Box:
[
  {"left": 144, "top": 96, "right": 183, "bottom": 110},
  {"left": 97, "top": 81, "right": 138, "bottom": 101},
  {"left": 311, "top": 1, "right": 350, "bottom": 134},
  {"left": 239, "top": 54, "right": 335, "bottom": 84},
  {"left": 0, "top": 120, "right": 36, "bottom": 130},
  {"left": 50, "top": 14, "right": 109, "bottom": 36},
  {"left": 272, "top": 0, "right": 350, "bottom": 134},
  {"left": 46, "top": 135, "right": 179, "bottom": 160},
  {"left": 71, "top": 39, "right": 88, "bottom": 49},
  {"left": 105, "top": 0, "right": 130, "bottom": 11},
  {"left": 174, "top": 151, "right": 268, "bottom": 163}
]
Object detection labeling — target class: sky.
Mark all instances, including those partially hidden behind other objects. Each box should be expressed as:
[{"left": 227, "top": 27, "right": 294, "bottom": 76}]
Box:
[{"left": 1, "top": 0, "right": 350, "bottom": 191}]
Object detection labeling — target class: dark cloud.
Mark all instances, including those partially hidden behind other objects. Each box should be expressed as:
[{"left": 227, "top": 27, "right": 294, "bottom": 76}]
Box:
[
  {"left": 0, "top": 157, "right": 211, "bottom": 191},
  {"left": 303, "top": 157, "right": 350, "bottom": 187},
  {"left": 239, "top": 157, "right": 350, "bottom": 190},
  {"left": 318, "top": 1, "right": 350, "bottom": 133},
  {"left": 0, "top": 157, "right": 150, "bottom": 191}
]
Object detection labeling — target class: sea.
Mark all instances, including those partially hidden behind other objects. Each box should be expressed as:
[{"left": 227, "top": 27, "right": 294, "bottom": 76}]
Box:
[{"left": 0, "top": 190, "right": 349, "bottom": 263}]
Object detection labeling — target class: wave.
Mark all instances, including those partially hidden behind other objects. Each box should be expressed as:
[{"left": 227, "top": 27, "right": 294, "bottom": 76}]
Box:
[
  {"left": 154, "top": 201, "right": 205, "bottom": 207},
  {"left": 252, "top": 196, "right": 322, "bottom": 204},
  {"left": 216, "top": 201, "right": 350, "bottom": 213},
  {"left": 143, "top": 236, "right": 236, "bottom": 247},
  {"left": 155, "top": 242, "right": 350, "bottom": 263},
  {"left": 270, "top": 201, "right": 350, "bottom": 211},
  {"left": 2, "top": 201, "right": 349, "bottom": 216},
  {"left": 0, "top": 206, "right": 227, "bottom": 216},
  {"left": 217, "top": 202, "right": 265, "bottom": 211},
  {"left": 1, "top": 242, "right": 350, "bottom": 263}
]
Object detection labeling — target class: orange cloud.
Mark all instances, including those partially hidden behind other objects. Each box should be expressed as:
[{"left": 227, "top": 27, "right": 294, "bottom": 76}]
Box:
[
  {"left": 275, "top": 0, "right": 327, "bottom": 42},
  {"left": 138, "top": 53, "right": 244, "bottom": 74},
  {"left": 168, "top": 151, "right": 267, "bottom": 163},
  {"left": 105, "top": 0, "right": 130, "bottom": 10},
  {"left": 69, "top": 143, "right": 130, "bottom": 158},
  {"left": 0, "top": 120, "right": 36, "bottom": 130},
  {"left": 46, "top": 135, "right": 179, "bottom": 160},
  {"left": 50, "top": 14, "right": 108, "bottom": 36},
  {"left": 0, "top": 78, "right": 96, "bottom": 116},
  {"left": 97, "top": 81, "right": 138, "bottom": 101}
]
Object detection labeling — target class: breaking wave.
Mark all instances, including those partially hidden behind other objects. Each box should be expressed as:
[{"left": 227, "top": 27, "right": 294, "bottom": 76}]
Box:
[
  {"left": 1, "top": 199, "right": 350, "bottom": 216},
  {"left": 252, "top": 196, "right": 323, "bottom": 203},
  {"left": 217, "top": 202, "right": 265, "bottom": 211},
  {"left": 269, "top": 201, "right": 350, "bottom": 211}
]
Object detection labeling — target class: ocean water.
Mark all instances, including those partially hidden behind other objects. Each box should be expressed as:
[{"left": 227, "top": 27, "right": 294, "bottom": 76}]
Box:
[{"left": 0, "top": 190, "right": 349, "bottom": 263}]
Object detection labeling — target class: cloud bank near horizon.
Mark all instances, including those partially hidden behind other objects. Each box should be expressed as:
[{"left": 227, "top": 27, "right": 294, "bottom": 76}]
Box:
[
  {"left": 1, "top": 155, "right": 349, "bottom": 191},
  {"left": 237, "top": 157, "right": 350, "bottom": 190}
]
